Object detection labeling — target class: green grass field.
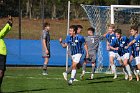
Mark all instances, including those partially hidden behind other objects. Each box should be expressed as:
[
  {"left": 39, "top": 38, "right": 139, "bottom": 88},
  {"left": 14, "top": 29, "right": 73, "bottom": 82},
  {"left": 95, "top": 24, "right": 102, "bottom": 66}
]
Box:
[{"left": 2, "top": 67, "right": 140, "bottom": 93}]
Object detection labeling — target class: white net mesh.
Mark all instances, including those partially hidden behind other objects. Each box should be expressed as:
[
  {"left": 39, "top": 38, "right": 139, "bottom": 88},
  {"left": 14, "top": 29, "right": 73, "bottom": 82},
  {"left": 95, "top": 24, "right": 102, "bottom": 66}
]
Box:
[
  {"left": 113, "top": 7, "right": 140, "bottom": 33},
  {"left": 81, "top": 5, "right": 111, "bottom": 73}
]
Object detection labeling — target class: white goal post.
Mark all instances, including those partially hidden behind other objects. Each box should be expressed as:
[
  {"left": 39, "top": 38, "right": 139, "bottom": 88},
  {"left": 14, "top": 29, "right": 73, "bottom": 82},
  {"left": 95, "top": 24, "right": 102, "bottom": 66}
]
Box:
[{"left": 111, "top": 5, "right": 140, "bottom": 24}]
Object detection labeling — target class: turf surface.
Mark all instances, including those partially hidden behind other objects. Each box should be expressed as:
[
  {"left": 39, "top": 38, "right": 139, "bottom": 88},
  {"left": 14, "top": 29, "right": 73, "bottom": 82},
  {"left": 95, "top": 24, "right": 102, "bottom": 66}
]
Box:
[{"left": 2, "top": 67, "right": 140, "bottom": 93}]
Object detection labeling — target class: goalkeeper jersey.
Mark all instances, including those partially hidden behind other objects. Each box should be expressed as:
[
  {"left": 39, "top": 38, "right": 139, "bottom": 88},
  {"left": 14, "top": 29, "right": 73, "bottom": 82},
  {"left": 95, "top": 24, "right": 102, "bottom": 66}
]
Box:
[{"left": 0, "top": 23, "right": 12, "bottom": 55}]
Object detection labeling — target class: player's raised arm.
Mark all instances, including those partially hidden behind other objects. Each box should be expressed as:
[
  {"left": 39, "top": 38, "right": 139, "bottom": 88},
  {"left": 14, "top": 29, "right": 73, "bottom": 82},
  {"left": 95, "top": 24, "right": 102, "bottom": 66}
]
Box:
[
  {"left": 0, "top": 16, "right": 13, "bottom": 38},
  {"left": 59, "top": 37, "right": 68, "bottom": 48}
]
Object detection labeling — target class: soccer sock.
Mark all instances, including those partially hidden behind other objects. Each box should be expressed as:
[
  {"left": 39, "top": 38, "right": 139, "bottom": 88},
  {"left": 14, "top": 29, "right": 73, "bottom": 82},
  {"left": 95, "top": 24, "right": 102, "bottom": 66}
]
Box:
[
  {"left": 136, "top": 70, "right": 140, "bottom": 74},
  {"left": 92, "top": 65, "right": 95, "bottom": 74},
  {"left": 43, "top": 64, "right": 47, "bottom": 72},
  {"left": 133, "top": 69, "right": 138, "bottom": 76},
  {"left": 66, "top": 66, "right": 72, "bottom": 74},
  {"left": 123, "top": 67, "right": 128, "bottom": 75},
  {"left": 82, "top": 63, "right": 86, "bottom": 74},
  {"left": 125, "top": 65, "right": 131, "bottom": 76},
  {"left": 111, "top": 64, "right": 116, "bottom": 75},
  {"left": 71, "top": 69, "right": 76, "bottom": 80}
]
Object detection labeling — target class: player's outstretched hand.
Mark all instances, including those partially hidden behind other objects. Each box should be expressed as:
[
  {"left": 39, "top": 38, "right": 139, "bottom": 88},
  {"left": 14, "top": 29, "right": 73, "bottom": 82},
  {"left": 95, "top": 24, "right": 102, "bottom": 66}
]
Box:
[
  {"left": 59, "top": 37, "right": 63, "bottom": 43},
  {"left": 7, "top": 15, "right": 13, "bottom": 26}
]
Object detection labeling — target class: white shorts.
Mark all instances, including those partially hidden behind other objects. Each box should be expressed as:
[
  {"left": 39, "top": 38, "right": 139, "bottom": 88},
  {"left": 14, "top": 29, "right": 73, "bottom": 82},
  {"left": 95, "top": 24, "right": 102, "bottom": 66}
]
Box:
[
  {"left": 72, "top": 53, "right": 82, "bottom": 63},
  {"left": 120, "top": 53, "right": 130, "bottom": 61},
  {"left": 135, "top": 56, "right": 140, "bottom": 65},
  {"left": 109, "top": 51, "right": 121, "bottom": 60}
]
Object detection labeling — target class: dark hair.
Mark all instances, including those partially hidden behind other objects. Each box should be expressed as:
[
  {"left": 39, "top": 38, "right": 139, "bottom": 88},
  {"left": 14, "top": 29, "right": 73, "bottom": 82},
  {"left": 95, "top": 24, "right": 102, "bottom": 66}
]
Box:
[
  {"left": 77, "top": 25, "right": 83, "bottom": 29},
  {"left": 130, "top": 25, "right": 138, "bottom": 32},
  {"left": 115, "top": 29, "right": 122, "bottom": 34},
  {"left": 70, "top": 25, "right": 78, "bottom": 34},
  {"left": 87, "top": 27, "right": 95, "bottom": 34},
  {"left": 43, "top": 22, "right": 50, "bottom": 29}
]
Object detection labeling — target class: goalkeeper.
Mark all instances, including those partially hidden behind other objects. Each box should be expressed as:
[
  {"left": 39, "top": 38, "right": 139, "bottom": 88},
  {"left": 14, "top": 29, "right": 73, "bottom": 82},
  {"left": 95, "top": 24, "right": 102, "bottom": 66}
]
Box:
[
  {"left": 0, "top": 16, "right": 13, "bottom": 91},
  {"left": 80, "top": 27, "right": 104, "bottom": 80}
]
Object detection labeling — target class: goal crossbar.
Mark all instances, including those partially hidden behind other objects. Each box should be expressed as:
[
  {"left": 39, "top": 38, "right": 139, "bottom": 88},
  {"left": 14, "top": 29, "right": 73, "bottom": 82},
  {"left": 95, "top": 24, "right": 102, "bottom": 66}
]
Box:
[{"left": 111, "top": 5, "right": 140, "bottom": 24}]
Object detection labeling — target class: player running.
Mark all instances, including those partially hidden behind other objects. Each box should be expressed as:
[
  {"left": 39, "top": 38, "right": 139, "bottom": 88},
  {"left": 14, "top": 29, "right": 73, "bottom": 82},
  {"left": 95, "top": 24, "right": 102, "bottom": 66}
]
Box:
[
  {"left": 80, "top": 27, "right": 104, "bottom": 80},
  {"left": 110, "top": 29, "right": 132, "bottom": 81},
  {"left": 62, "top": 25, "right": 83, "bottom": 81},
  {"left": 126, "top": 26, "right": 140, "bottom": 75},
  {"left": 103, "top": 24, "right": 118, "bottom": 79},
  {"left": 59, "top": 25, "right": 88, "bottom": 85}
]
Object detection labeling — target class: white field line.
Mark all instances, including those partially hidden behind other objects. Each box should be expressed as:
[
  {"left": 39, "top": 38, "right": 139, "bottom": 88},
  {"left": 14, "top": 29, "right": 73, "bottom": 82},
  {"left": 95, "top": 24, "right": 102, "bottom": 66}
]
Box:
[{"left": 5, "top": 75, "right": 63, "bottom": 80}]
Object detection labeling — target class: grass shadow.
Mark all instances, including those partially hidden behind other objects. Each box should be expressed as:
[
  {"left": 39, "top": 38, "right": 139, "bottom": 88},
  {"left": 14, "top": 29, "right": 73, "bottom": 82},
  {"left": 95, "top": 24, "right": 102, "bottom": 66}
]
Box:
[
  {"left": 88, "top": 80, "right": 113, "bottom": 84},
  {"left": 85, "top": 75, "right": 114, "bottom": 80},
  {"left": 3, "top": 88, "right": 47, "bottom": 93}
]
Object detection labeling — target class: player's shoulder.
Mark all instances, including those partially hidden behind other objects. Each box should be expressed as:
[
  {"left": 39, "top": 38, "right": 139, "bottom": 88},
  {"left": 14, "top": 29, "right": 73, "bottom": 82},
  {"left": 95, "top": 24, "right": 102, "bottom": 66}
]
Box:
[
  {"left": 122, "top": 36, "right": 128, "bottom": 39},
  {"left": 77, "top": 34, "right": 84, "bottom": 38}
]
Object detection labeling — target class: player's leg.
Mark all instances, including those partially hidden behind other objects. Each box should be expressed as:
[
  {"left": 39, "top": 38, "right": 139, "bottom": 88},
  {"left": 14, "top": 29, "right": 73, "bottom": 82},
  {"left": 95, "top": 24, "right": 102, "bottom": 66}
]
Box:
[
  {"left": 0, "top": 70, "right": 4, "bottom": 87},
  {"left": 135, "top": 57, "right": 140, "bottom": 75},
  {"left": 123, "top": 59, "right": 132, "bottom": 81},
  {"left": 90, "top": 53, "right": 96, "bottom": 79},
  {"left": 42, "top": 57, "right": 49, "bottom": 75},
  {"left": 62, "top": 65, "right": 72, "bottom": 81},
  {"left": 68, "top": 54, "right": 82, "bottom": 85},
  {"left": 42, "top": 50, "right": 50, "bottom": 75},
  {"left": 80, "top": 61, "right": 86, "bottom": 79},
  {"left": 90, "top": 62, "right": 95, "bottom": 79},
  {"left": 129, "top": 55, "right": 139, "bottom": 81},
  {"left": 0, "top": 55, "right": 6, "bottom": 92},
  {"left": 122, "top": 53, "right": 132, "bottom": 81},
  {"left": 109, "top": 52, "right": 117, "bottom": 79},
  {"left": 80, "top": 54, "right": 87, "bottom": 80}
]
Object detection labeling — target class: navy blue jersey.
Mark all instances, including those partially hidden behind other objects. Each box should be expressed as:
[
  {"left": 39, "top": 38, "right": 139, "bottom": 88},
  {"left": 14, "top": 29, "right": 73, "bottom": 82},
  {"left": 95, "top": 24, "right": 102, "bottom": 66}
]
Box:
[
  {"left": 117, "top": 36, "right": 129, "bottom": 56},
  {"left": 132, "top": 34, "right": 140, "bottom": 57},
  {"left": 110, "top": 38, "right": 119, "bottom": 53},
  {"left": 128, "top": 36, "right": 134, "bottom": 56},
  {"left": 105, "top": 33, "right": 116, "bottom": 43},
  {"left": 65, "top": 34, "right": 85, "bottom": 55}
]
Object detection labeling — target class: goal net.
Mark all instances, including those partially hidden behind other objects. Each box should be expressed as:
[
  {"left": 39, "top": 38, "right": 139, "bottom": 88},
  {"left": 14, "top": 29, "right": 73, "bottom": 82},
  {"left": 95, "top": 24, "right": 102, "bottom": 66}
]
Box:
[
  {"left": 81, "top": 4, "right": 140, "bottom": 73},
  {"left": 81, "top": 5, "right": 111, "bottom": 73},
  {"left": 111, "top": 5, "right": 140, "bottom": 34}
]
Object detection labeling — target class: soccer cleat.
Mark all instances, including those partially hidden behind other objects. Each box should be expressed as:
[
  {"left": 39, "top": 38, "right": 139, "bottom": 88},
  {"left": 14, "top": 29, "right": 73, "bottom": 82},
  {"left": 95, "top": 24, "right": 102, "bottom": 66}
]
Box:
[
  {"left": 68, "top": 79, "right": 73, "bottom": 85},
  {"left": 90, "top": 74, "right": 94, "bottom": 80},
  {"left": 113, "top": 74, "right": 117, "bottom": 79},
  {"left": 63, "top": 72, "right": 67, "bottom": 81},
  {"left": 73, "top": 79, "right": 79, "bottom": 81},
  {"left": 124, "top": 74, "right": 128, "bottom": 80},
  {"left": 42, "top": 72, "right": 48, "bottom": 75}
]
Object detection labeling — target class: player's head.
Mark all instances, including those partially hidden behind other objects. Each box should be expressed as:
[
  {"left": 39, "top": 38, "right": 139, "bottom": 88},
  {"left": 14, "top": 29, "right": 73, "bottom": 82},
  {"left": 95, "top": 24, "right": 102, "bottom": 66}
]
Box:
[
  {"left": 43, "top": 22, "right": 50, "bottom": 31},
  {"left": 115, "top": 29, "right": 122, "bottom": 39},
  {"left": 69, "top": 25, "right": 78, "bottom": 36},
  {"left": 130, "top": 25, "right": 138, "bottom": 36},
  {"left": 77, "top": 25, "right": 83, "bottom": 34},
  {"left": 87, "top": 27, "right": 95, "bottom": 36},
  {"left": 108, "top": 24, "right": 115, "bottom": 33}
]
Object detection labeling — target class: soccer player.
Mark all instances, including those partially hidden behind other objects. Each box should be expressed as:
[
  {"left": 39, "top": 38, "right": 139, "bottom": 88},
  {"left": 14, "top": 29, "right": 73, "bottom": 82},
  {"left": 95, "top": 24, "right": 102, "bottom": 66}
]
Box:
[
  {"left": 126, "top": 26, "right": 140, "bottom": 73},
  {"left": 42, "top": 22, "right": 51, "bottom": 75},
  {"left": 128, "top": 35, "right": 139, "bottom": 81},
  {"left": 0, "top": 16, "right": 13, "bottom": 91},
  {"left": 103, "top": 24, "right": 118, "bottom": 79},
  {"left": 80, "top": 27, "right": 104, "bottom": 79},
  {"left": 110, "top": 29, "right": 132, "bottom": 81},
  {"left": 59, "top": 25, "right": 88, "bottom": 85},
  {"left": 62, "top": 25, "right": 83, "bottom": 81}
]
